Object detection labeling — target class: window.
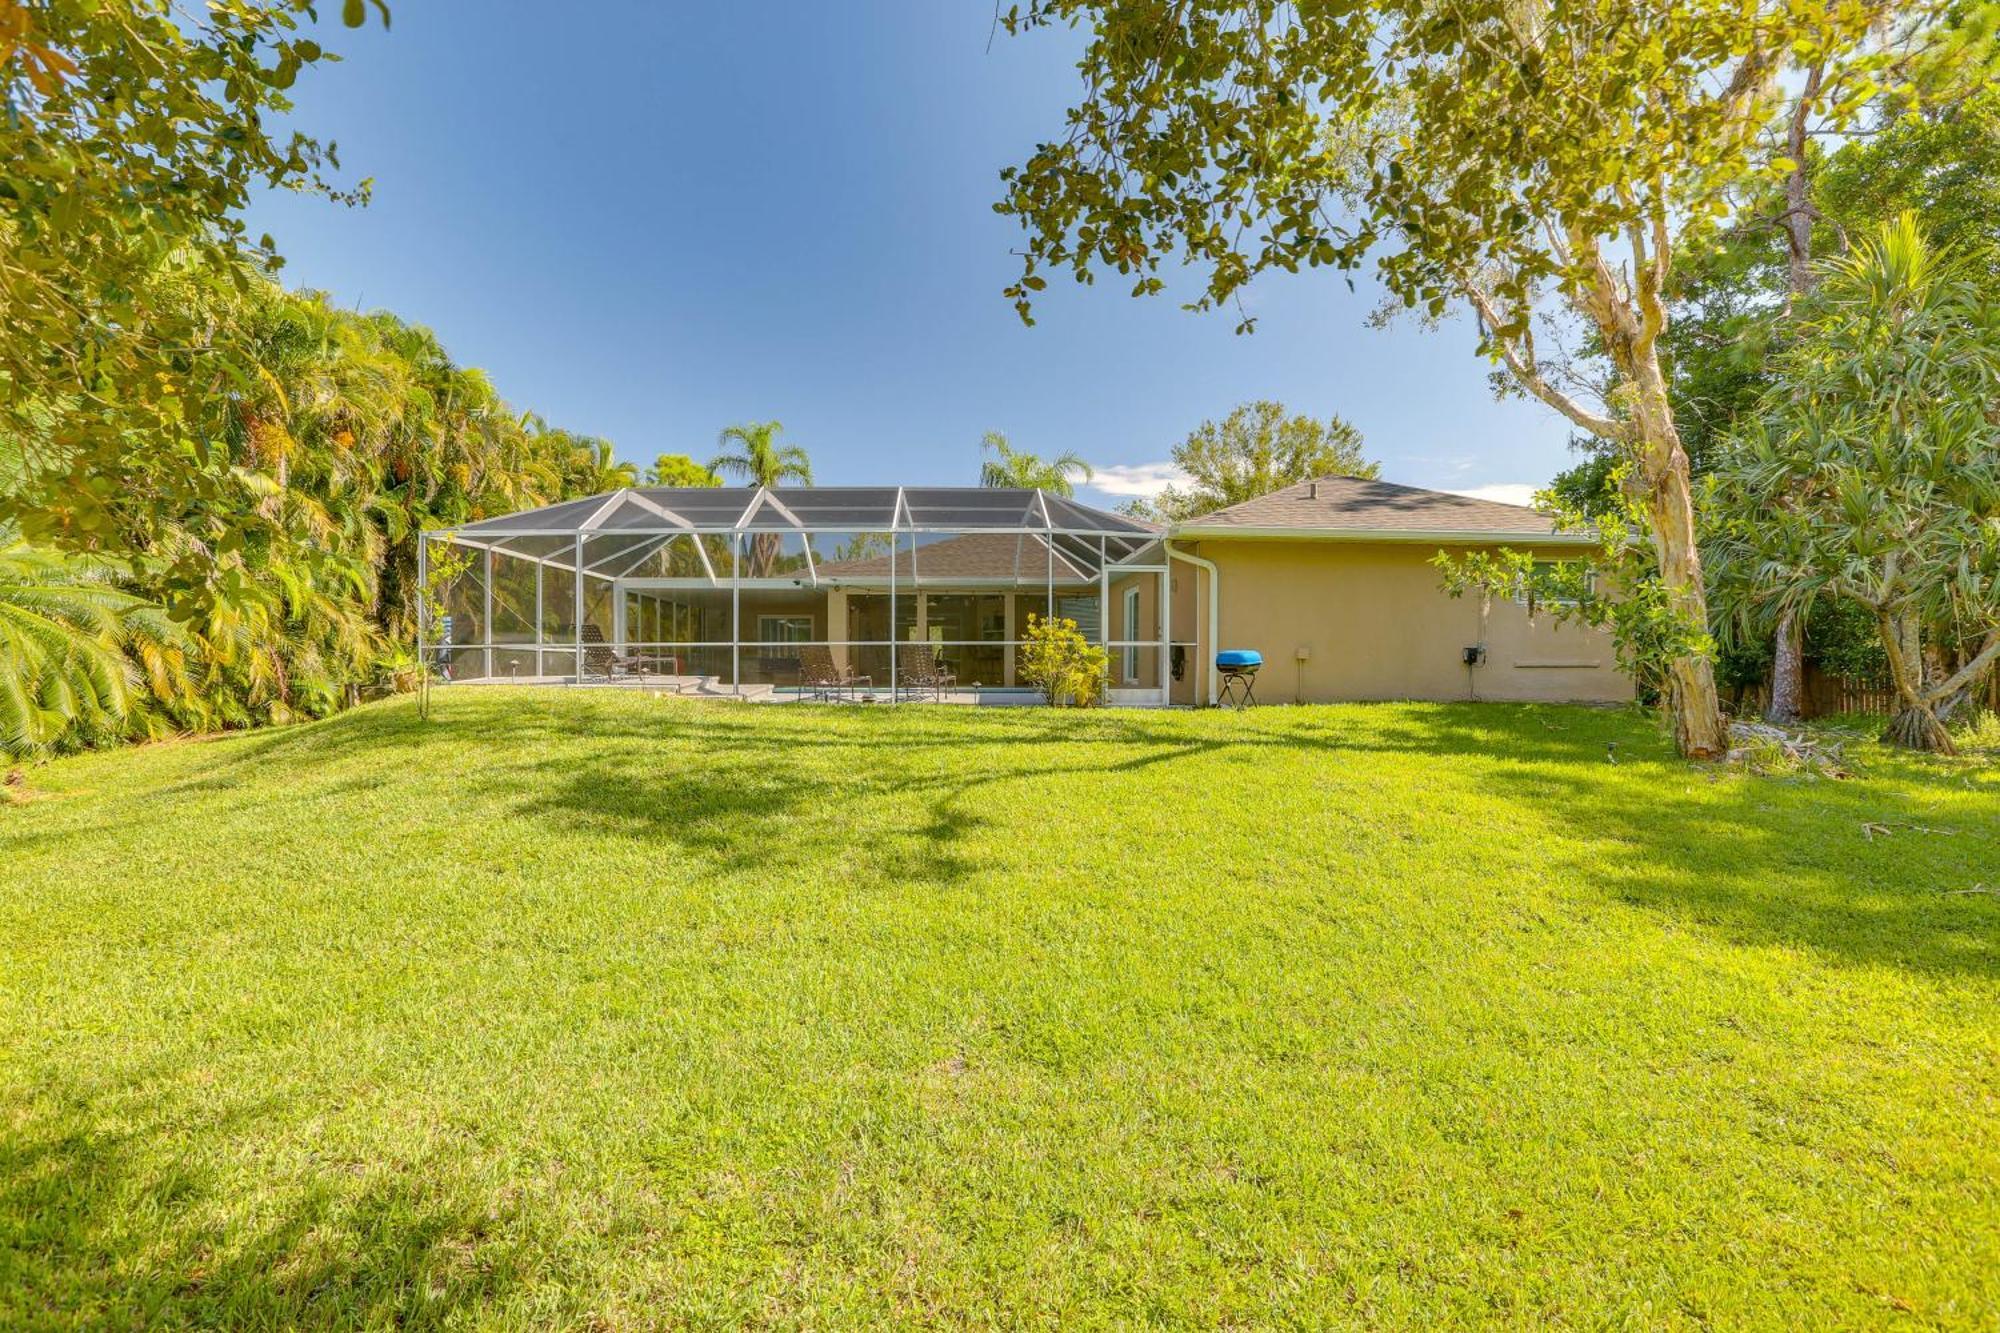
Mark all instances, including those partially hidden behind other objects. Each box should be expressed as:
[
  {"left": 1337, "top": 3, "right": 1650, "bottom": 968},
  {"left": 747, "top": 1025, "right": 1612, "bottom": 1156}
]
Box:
[
  {"left": 1515, "top": 561, "right": 1593, "bottom": 610},
  {"left": 923, "top": 594, "right": 1005, "bottom": 645},
  {"left": 1055, "top": 594, "right": 1100, "bottom": 641},
  {"left": 1122, "top": 586, "right": 1141, "bottom": 682},
  {"left": 758, "top": 615, "right": 814, "bottom": 643}
]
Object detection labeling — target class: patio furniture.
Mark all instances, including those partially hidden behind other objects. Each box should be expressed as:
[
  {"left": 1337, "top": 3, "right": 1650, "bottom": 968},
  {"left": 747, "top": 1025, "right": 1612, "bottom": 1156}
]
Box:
[
  {"left": 896, "top": 646, "right": 958, "bottom": 702},
  {"left": 635, "top": 649, "right": 683, "bottom": 675},
  {"left": 799, "top": 645, "right": 871, "bottom": 701},
  {"left": 579, "top": 625, "right": 647, "bottom": 681},
  {"left": 1216, "top": 649, "right": 1261, "bottom": 710}
]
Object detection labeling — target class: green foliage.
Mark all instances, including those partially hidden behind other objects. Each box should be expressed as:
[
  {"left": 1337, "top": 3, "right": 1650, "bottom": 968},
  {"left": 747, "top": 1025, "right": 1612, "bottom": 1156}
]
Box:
[
  {"left": 1556, "top": 84, "right": 2000, "bottom": 514},
  {"left": 996, "top": 0, "right": 1900, "bottom": 352},
  {"left": 1130, "top": 401, "right": 1376, "bottom": 523},
  {"left": 994, "top": 0, "right": 1923, "bottom": 753},
  {"left": 977, "top": 431, "right": 1093, "bottom": 497},
  {"left": 827, "top": 531, "right": 891, "bottom": 563},
  {"left": 415, "top": 537, "right": 474, "bottom": 720},
  {"left": 1, "top": 273, "right": 613, "bottom": 753},
  {"left": 1016, "top": 612, "right": 1107, "bottom": 706},
  {"left": 645, "top": 453, "right": 721, "bottom": 487},
  {"left": 710, "top": 422, "right": 814, "bottom": 577},
  {"left": 561, "top": 434, "right": 637, "bottom": 494},
  {"left": 708, "top": 421, "right": 812, "bottom": 489},
  {"left": 1816, "top": 85, "right": 2000, "bottom": 262},
  {"left": 4, "top": 691, "right": 1997, "bottom": 1324},
  {"left": 0, "top": 541, "right": 153, "bottom": 756},
  {"left": 0, "top": 0, "right": 387, "bottom": 543},
  {"left": 1805, "top": 598, "right": 1889, "bottom": 684},
  {"left": 1709, "top": 215, "right": 2000, "bottom": 748}
]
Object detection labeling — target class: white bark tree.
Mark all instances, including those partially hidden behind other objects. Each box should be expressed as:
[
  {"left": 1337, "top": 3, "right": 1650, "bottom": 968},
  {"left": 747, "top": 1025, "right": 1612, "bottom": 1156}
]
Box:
[{"left": 997, "top": 0, "right": 1939, "bottom": 757}]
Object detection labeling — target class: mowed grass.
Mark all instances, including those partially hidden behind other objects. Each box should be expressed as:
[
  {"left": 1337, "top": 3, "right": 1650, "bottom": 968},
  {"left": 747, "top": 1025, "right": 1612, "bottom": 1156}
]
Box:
[{"left": 3, "top": 690, "right": 1997, "bottom": 1329}]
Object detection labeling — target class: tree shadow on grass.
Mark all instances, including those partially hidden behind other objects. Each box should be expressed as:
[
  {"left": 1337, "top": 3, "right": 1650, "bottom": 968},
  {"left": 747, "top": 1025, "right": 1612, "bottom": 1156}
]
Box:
[
  {"left": 84, "top": 691, "right": 2000, "bottom": 982},
  {"left": 1471, "top": 747, "right": 1998, "bottom": 981},
  {"left": 0, "top": 1076, "right": 533, "bottom": 1331}
]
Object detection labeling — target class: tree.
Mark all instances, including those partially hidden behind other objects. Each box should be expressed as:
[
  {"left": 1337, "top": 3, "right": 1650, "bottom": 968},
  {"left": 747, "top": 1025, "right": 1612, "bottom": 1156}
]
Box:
[
  {"left": 0, "top": 270, "right": 613, "bottom": 752},
  {"left": 0, "top": 0, "right": 386, "bottom": 544},
  {"left": 566, "top": 437, "right": 639, "bottom": 494},
  {"left": 708, "top": 421, "right": 813, "bottom": 490},
  {"left": 1710, "top": 216, "right": 2000, "bottom": 754},
  {"left": 710, "top": 422, "right": 812, "bottom": 577},
  {"left": 995, "top": 0, "right": 1935, "bottom": 758},
  {"left": 1564, "top": 80, "right": 2000, "bottom": 721},
  {"left": 1137, "top": 401, "right": 1376, "bottom": 523},
  {"left": 977, "top": 432, "right": 1093, "bottom": 497},
  {"left": 0, "top": 540, "right": 192, "bottom": 757},
  {"left": 646, "top": 454, "right": 720, "bottom": 487}
]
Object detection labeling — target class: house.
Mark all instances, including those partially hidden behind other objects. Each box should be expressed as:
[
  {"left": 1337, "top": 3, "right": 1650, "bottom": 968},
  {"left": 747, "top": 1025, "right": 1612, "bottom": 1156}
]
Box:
[
  {"left": 1160, "top": 476, "right": 1628, "bottom": 706},
  {"left": 421, "top": 478, "right": 1628, "bottom": 706}
]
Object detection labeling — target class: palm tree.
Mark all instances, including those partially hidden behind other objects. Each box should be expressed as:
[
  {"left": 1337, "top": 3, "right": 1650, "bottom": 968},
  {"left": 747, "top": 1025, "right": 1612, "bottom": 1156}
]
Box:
[
  {"left": 708, "top": 421, "right": 813, "bottom": 489},
  {"left": 1711, "top": 214, "right": 2000, "bottom": 754},
  {"left": 708, "top": 421, "right": 814, "bottom": 576},
  {"left": 0, "top": 542, "right": 169, "bottom": 757},
  {"left": 570, "top": 435, "right": 639, "bottom": 494},
  {"left": 977, "top": 431, "right": 1093, "bottom": 497}
]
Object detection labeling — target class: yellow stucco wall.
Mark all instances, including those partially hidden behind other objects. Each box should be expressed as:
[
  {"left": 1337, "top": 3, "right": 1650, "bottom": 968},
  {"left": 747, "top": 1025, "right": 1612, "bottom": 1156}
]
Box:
[{"left": 1185, "top": 538, "right": 1632, "bottom": 705}]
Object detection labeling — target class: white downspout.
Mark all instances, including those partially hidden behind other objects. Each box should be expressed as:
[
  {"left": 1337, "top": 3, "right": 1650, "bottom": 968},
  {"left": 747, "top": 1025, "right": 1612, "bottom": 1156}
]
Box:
[{"left": 1166, "top": 541, "right": 1220, "bottom": 707}]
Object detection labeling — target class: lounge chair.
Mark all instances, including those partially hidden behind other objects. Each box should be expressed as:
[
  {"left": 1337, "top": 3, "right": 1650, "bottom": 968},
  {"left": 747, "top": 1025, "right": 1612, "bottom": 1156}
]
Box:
[
  {"left": 896, "top": 646, "right": 957, "bottom": 702},
  {"left": 799, "top": 645, "right": 870, "bottom": 701},
  {"left": 578, "top": 624, "right": 646, "bottom": 682}
]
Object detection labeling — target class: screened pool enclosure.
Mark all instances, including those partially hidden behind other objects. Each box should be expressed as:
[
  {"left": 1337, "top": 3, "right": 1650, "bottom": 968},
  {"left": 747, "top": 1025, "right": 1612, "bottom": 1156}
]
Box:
[{"left": 419, "top": 486, "right": 1175, "bottom": 703}]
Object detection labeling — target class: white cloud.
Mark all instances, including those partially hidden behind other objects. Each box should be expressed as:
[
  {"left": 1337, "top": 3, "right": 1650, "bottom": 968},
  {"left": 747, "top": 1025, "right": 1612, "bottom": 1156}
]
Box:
[
  {"left": 1089, "top": 461, "right": 1190, "bottom": 500},
  {"left": 1444, "top": 483, "right": 1541, "bottom": 508}
]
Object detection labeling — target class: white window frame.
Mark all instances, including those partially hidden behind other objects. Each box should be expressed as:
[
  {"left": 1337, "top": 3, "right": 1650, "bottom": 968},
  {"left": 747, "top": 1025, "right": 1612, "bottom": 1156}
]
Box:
[
  {"left": 1122, "top": 585, "right": 1141, "bottom": 682},
  {"left": 1515, "top": 560, "right": 1594, "bottom": 610}
]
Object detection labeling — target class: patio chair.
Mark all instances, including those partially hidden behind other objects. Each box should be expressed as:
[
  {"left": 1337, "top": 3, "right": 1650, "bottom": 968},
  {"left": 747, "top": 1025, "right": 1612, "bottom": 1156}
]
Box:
[
  {"left": 578, "top": 624, "right": 646, "bottom": 682},
  {"left": 896, "top": 645, "right": 958, "bottom": 702},
  {"left": 798, "top": 645, "right": 870, "bottom": 701}
]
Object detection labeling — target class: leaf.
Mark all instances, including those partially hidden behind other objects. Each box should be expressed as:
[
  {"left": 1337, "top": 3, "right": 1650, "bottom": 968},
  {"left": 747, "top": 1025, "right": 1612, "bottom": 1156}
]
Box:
[{"left": 343, "top": 0, "right": 366, "bottom": 26}]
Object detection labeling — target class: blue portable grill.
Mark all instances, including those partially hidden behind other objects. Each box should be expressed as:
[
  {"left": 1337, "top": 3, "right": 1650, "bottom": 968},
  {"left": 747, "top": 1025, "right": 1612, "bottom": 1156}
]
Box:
[{"left": 1215, "top": 649, "right": 1262, "bottom": 709}]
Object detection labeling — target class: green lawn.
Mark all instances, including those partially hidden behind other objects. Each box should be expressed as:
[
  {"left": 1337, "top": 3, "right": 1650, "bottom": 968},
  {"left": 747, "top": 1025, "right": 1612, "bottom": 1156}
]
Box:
[{"left": 3, "top": 690, "right": 1996, "bottom": 1329}]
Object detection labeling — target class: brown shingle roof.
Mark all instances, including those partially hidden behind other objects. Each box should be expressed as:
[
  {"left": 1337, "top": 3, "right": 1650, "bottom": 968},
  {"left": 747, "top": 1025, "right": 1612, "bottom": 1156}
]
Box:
[
  {"left": 1172, "top": 476, "right": 1585, "bottom": 541},
  {"left": 813, "top": 532, "right": 1094, "bottom": 582}
]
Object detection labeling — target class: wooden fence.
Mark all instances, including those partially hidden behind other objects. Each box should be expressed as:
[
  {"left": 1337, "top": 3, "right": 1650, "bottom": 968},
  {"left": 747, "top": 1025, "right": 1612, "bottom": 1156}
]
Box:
[{"left": 1736, "top": 666, "right": 1999, "bottom": 719}]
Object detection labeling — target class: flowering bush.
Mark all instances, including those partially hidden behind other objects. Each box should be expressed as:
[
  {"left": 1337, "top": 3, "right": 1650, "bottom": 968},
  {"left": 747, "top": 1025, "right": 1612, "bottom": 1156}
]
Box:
[{"left": 1017, "top": 613, "right": 1107, "bottom": 707}]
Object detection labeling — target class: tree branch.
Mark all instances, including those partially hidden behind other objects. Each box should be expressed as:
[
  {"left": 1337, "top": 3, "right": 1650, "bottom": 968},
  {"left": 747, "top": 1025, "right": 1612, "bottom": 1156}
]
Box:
[
  {"left": 1460, "top": 278, "right": 1630, "bottom": 442},
  {"left": 1920, "top": 629, "right": 2000, "bottom": 706}
]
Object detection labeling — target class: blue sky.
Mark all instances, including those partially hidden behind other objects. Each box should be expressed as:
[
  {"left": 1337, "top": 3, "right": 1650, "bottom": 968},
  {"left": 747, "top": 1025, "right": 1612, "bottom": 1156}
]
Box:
[{"left": 245, "top": 1, "right": 1577, "bottom": 510}]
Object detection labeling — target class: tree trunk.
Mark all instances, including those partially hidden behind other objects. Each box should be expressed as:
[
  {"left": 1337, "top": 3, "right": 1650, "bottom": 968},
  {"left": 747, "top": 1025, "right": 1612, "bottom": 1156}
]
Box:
[
  {"left": 1877, "top": 610, "right": 1956, "bottom": 755},
  {"left": 1934, "top": 657, "right": 1995, "bottom": 723},
  {"left": 1778, "top": 71, "right": 1821, "bottom": 314},
  {"left": 1570, "top": 237, "right": 1727, "bottom": 760},
  {"left": 1765, "top": 607, "right": 1803, "bottom": 723},
  {"left": 1629, "top": 361, "right": 1728, "bottom": 760},
  {"left": 1766, "top": 69, "right": 1820, "bottom": 723},
  {"left": 1885, "top": 705, "right": 1955, "bottom": 753},
  {"left": 1930, "top": 630, "right": 2000, "bottom": 724}
]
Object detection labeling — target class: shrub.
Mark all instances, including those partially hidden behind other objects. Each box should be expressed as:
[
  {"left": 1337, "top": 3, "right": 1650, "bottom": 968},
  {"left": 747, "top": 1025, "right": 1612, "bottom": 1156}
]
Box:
[{"left": 1017, "top": 613, "right": 1107, "bottom": 707}]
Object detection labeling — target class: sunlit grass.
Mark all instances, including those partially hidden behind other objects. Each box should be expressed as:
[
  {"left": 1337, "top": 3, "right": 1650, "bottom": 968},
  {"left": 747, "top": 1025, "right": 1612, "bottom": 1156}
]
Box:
[{"left": 3, "top": 689, "right": 1996, "bottom": 1328}]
